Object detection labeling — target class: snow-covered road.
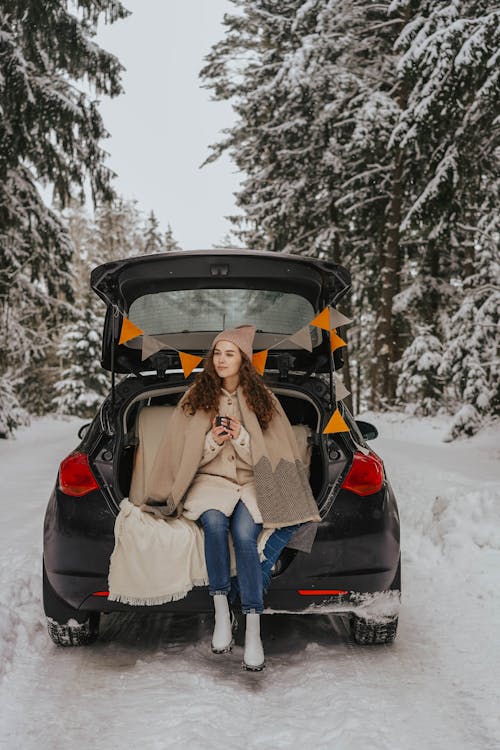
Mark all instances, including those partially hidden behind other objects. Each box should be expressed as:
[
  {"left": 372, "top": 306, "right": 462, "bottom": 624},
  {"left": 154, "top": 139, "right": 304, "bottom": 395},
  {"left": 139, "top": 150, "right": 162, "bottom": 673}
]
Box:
[{"left": 1, "top": 414, "right": 499, "bottom": 750}]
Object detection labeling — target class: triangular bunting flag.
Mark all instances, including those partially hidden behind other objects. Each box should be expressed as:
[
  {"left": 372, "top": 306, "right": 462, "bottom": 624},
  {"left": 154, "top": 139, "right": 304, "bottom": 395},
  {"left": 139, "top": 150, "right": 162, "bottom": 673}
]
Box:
[
  {"left": 334, "top": 374, "right": 350, "bottom": 401},
  {"left": 330, "top": 329, "right": 347, "bottom": 352},
  {"left": 252, "top": 350, "right": 268, "bottom": 375},
  {"left": 309, "top": 307, "right": 331, "bottom": 331},
  {"left": 179, "top": 352, "right": 203, "bottom": 378},
  {"left": 323, "top": 409, "right": 350, "bottom": 434},
  {"left": 142, "top": 335, "right": 168, "bottom": 361},
  {"left": 288, "top": 325, "right": 313, "bottom": 352},
  {"left": 118, "top": 317, "right": 144, "bottom": 345},
  {"left": 329, "top": 308, "right": 352, "bottom": 328}
]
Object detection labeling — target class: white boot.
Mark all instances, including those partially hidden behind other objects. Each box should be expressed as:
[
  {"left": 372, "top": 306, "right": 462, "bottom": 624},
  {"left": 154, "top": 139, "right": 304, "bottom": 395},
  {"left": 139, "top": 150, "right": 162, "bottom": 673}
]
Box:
[
  {"left": 243, "top": 613, "right": 265, "bottom": 671},
  {"left": 211, "top": 594, "right": 233, "bottom": 653}
]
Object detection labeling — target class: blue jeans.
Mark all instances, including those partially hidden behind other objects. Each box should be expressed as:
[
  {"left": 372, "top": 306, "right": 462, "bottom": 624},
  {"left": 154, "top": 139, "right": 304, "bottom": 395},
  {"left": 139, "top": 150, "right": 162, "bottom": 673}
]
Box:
[
  {"left": 199, "top": 501, "right": 263, "bottom": 614},
  {"left": 228, "top": 524, "right": 302, "bottom": 604},
  {"left": 260, "top": 524, "right": 301, "bottom": 591}
]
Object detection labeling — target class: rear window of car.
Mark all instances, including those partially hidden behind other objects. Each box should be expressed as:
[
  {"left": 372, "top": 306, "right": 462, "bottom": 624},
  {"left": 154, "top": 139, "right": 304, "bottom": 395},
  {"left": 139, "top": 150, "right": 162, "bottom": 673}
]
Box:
[{"left": 128, "top": 289, "right": 317, "bottom": 337}]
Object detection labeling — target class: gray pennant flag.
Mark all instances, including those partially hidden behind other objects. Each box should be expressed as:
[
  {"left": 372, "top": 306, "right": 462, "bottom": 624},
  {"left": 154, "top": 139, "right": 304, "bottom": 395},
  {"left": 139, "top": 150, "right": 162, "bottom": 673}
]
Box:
[
  {"left": 329, "top": 308, "right": 352, "bottom": 328},
  {"left": 288, "top": 325, "right": 313, "bottom": 352},
  {"left": 142, "top": 335, "right": 168, "bottom": 361},
  {"left": 335, "top": 374, "right": 350, "bottom": 401}
]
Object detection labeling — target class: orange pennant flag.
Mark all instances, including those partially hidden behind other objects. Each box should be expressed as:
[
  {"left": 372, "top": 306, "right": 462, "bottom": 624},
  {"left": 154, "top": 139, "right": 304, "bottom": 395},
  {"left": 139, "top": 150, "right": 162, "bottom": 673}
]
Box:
[
  {"left": 330, "top": 329, "right": 347, "bottom": 352},
  {"left": 323, "top": 409, "right": 350, "bottom": 434},
  {"left": 119, "top": 317, "right": 144, "bottom": 345},
  {"left": 309, "top": 307, "right": 331, "bottom": 331},
  {"left": 252, "top": 350, "right": 268, "bottom": 375},
  {"left": 179, "top": 352, "right": 203, "bottom": 378}
]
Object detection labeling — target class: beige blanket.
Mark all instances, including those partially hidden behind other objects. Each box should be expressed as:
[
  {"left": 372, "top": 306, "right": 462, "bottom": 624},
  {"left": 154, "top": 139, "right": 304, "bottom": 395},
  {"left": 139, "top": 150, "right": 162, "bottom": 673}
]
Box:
[
  {"left": 108, "top": 499, "right": 209, "bottom": 605},
  {"left": 108, "top": 500, "right": 274, "bottom": 605}
]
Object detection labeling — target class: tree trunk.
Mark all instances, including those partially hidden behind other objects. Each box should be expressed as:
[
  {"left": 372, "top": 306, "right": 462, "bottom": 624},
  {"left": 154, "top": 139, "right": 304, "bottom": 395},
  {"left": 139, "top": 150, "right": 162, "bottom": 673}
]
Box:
[{"left": 373, "top": 149, "right": 403, "bottom": 407}]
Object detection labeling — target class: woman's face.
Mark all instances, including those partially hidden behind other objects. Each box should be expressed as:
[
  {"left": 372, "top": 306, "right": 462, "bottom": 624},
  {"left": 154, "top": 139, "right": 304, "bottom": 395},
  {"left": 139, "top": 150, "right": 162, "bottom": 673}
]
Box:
[{"left": 212, "top": 340, "right": 243, "bottom": 380}]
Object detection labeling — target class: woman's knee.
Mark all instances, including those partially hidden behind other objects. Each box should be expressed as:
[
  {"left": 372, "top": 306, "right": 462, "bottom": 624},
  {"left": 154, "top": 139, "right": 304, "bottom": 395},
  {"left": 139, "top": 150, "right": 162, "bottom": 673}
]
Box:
[
  {"left": 231, "top": 507, "right": 261, "bottom": 548},
  {"left": 200, "top": 509, "right": 229, "bottom": 536}
]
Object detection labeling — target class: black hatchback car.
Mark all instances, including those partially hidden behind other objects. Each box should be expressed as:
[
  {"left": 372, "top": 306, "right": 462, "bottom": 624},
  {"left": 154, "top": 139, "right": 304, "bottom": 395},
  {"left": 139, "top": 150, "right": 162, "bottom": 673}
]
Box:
[{"left": 43, "top": 250, "right": 401, "bottom": 647}]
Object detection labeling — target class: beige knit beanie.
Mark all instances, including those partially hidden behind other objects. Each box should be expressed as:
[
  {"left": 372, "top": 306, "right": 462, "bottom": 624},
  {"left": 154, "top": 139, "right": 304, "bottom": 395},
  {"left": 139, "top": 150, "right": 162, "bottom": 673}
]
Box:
[{"left": 210, "top": 324, "right": 256, "bottom": 362}]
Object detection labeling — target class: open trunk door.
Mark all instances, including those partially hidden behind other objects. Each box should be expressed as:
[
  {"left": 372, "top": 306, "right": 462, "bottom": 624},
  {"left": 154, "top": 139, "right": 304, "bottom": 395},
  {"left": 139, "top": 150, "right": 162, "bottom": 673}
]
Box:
[{"left": 90, "top": 249, "right": 351, "bottom": 376}]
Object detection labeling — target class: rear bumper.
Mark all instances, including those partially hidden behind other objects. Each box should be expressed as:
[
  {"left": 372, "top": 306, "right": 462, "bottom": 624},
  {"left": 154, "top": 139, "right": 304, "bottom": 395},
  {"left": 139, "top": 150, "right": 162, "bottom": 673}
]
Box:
[
  {"left": 47, "top": 574, "right": 401, "bottom": 619},
  {"left": 45, "top": 531, "right": 400, "bottom": 617},
  {"left": 44, "top": 480, "right": 400, "bottom": 617}
]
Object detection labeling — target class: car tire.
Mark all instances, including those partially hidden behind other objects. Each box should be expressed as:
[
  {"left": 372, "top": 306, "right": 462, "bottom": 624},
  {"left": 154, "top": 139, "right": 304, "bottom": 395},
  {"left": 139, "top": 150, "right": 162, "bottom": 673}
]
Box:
[
  {"left": 350, "top": 613, "right": 399, "bottom": 645},
  {"left": 350, "top": 555, "right": 401, "bottom": 644},
  {"left": 46, "top": 613, "right": 100, "bottom": 647},
  {"left": 43, "top": 562, "right": 100, "bottom": 646}
]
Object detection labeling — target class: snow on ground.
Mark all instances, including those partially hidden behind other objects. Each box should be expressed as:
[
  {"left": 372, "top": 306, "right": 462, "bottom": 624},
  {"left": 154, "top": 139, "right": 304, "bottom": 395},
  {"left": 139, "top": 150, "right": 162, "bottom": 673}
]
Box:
[{"left": 0, "top": 413, "right": 499, "bottom": 750}]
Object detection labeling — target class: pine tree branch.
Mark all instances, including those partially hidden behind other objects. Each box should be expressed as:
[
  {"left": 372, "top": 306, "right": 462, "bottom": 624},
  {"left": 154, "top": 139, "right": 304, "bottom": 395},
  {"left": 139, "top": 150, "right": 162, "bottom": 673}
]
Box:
[{"left": 456, "top": 223, "right": 499, "bottom": 242}]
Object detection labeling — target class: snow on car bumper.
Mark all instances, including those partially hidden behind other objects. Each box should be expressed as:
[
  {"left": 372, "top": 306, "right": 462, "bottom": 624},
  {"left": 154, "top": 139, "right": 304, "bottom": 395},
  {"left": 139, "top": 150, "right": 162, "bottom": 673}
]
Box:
[{"left": 263, "top": 590, "right": 401, "bottom": 620}]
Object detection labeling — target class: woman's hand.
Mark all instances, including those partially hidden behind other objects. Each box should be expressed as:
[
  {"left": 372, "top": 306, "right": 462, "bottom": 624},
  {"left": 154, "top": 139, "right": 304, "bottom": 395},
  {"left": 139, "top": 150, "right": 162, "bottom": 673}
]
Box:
[
  {"left": 226, "top": 416, "right": 241, "bottom": 441},
  {"left": 211, "top": 416, "right": 232, "bottom": 445},
  {"left": 211, "top": 416, "right": 242, "bottom": 445}
]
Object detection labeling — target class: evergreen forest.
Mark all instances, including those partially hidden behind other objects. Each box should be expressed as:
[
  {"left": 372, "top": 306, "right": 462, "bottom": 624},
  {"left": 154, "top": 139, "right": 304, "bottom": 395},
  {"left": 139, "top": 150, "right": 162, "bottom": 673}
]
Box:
[
  {"left": 0, "top": 1, "right": 180, "bottom": 433},
  {"left": 201, "top": 0, "right": 499, "bottom": 437},
  {"left": 0, "top": 0, "right": 498, "bottom": 439}
]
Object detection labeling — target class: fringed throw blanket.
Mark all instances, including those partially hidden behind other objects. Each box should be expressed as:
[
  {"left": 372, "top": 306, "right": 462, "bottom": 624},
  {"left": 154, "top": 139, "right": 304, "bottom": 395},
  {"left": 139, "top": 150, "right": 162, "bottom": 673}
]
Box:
[{"left": 108, "top": 499, "right": 209, "bottom": 605}]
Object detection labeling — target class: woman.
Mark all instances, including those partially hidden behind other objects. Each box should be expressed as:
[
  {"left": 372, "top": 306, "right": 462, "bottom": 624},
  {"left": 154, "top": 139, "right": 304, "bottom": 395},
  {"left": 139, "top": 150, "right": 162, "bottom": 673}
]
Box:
[{"left": 142, "top": 324, "right": 320, "bottom": 670}]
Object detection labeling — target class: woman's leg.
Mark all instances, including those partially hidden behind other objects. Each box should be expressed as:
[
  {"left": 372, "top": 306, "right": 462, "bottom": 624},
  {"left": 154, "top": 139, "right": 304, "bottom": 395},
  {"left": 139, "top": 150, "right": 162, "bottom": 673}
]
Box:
[
  {"left": 231, "top": 502, "right": 265, "bottom": 669},
  {"left": 230, "top": 524, "right": 303, "bottom": 601},
  {"left": 199, "top": 509, "right": 231, "bottom": 596},
  {"left": 199, "top": 509, "right": 233, "bottom": 653},
  {"left": 261, "top": 524, "right": 302, "bottom": 592},
  {"left": 230, "top": 501, "right": 263, "bottom": 614}
]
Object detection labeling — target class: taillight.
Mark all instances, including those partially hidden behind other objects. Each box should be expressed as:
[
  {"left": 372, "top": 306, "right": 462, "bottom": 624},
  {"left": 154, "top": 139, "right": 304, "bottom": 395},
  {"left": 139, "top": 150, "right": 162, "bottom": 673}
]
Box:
[
  {"left": 341, "top": 451, "right": 384, "bottom": 496},
  {"left": 59, "top": 452, "right": 99, "bottom": 497}
]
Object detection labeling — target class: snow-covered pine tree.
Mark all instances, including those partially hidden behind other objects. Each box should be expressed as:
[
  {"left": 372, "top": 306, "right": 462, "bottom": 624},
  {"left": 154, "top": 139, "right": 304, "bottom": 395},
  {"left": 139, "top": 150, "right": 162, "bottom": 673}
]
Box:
[
  {"left": 53, "top": 198, "right": 140, "bottom": 418},
  {"left": 391, "top": 0, "right": 500, "bottom": 349},
  {"left": 212, "top": 232, "right": 242, "bottom": 249},
  {"left": 396, "top": 325, "right": 444, "bottom": 415},
  {"left": 52, "top": 300, "right": 110, "bottom": 419},
  {"left": 203, "top": 0, "right": 499, "bottom": 420},
  {"left": 202, "top": 0, "right": 310, "bottom": 253},
  {"left": 143, "top": 211, "right": 164, "bottom": 254},
  {"left": 164, "top": 224, "right": 181, "bottom": 252},
  {"left": 53, "top": 200, "right": 181, "bottom": 417},
  {"left": 393, "top": 1, "right": 499, "bottom": 245},
  {"left": 201, "top": 0, "right": 405, "bottom": 406},
  {"left": 20, "top": 202, "right": 94, "bottom": 415},
  {"left": 440, "top": 209, "right": 500, "bottom": 439},
  {"left": 94, "top": 198, "right": 144, "bottom": 261},
  {"left": 0, "top": 372, "right": 30, "bottom": 439},
  {"left": 0, "top": 0, "right": 128, "bottom": 435}
]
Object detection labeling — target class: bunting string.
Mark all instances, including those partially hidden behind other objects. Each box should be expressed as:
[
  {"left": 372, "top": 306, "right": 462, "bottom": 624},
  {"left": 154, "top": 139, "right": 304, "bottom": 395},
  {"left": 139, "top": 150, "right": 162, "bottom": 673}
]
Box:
[{"left": 115, "top": 305, "right": 352, "bottom": 432}]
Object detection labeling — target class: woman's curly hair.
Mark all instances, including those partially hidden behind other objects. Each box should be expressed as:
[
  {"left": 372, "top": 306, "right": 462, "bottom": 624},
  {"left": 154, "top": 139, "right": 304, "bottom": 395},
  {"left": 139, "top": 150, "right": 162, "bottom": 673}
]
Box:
[{"left": 182, "top": 350, "right": 277, "bottom": 429}]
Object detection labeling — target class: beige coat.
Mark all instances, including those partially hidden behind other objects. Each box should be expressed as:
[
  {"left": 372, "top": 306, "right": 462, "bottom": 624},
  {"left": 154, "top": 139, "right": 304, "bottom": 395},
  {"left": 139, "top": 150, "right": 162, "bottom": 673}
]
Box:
[
  {"left": 139, "top": 384, "right": 321, "bottom": 529},
  {"left": 182, "top": 388, "right": 263, "bottom": 523}
]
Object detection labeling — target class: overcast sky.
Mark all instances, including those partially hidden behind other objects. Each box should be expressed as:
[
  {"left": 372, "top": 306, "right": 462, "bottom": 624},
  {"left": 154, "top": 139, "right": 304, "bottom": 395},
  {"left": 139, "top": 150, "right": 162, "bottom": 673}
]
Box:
[{"left": 94, "top": 0, "right": 242, "bottom": 250}]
